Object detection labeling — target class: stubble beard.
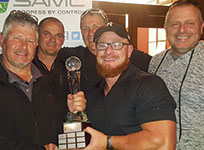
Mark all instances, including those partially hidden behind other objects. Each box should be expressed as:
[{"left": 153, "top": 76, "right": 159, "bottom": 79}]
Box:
[{"left": 4, "top": 55, "right": 31, "bottom": 70}]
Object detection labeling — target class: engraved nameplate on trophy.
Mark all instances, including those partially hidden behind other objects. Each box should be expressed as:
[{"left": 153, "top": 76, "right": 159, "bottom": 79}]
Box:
[{"left": 58, "top": 56, "right": 91, "bottom": 150}]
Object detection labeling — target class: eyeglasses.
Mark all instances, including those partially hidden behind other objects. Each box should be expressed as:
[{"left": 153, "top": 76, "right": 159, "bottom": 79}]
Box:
[
  {"left": 96, "top": 42, "right": 129, "bottom": 51},
  {"left": 80, "top": 8, "right": 108, "bottom": 22},
  {"left": 9, "top": 10, "right": 38, "bottom": 24}
]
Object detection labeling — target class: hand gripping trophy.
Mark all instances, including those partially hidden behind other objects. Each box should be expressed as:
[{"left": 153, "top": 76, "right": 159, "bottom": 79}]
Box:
[{"left": 58, "top": 56, "right": 91, "bottom": 150}]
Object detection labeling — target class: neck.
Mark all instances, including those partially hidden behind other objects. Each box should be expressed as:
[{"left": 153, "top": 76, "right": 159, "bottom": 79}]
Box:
[
  {"left": 6, "top": 63, "right": 32, "bottom": 82},
  {"left": 104, "top": 74, "right": 121, "bottom": 96},
  {"left": 37, "top": 50, "right": 57, "bottom": 71},
  {"left": 18, "top": 70, "right": 32, "bottom": 82}
]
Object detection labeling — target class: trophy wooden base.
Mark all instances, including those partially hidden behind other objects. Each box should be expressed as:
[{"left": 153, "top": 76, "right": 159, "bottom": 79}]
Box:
[{"left": 58, "top": 121, "right": 91, "bottom": 149}]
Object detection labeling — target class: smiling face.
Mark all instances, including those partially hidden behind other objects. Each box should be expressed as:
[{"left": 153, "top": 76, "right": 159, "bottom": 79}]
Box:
[
  {"left": 1, "top": 23, "right": 38, "bottom": 71},
  {"left": 81, "top": 14, "right": 106, "bottom": 55},
  {"left": 165, "top": 5, "right": 204, "bottom": 56},
  {"left": 96, "top": 31, "right": 133, "bottom": 78},
  {"left": 38, "top": 19, "right": 64, "bottom": 57}
]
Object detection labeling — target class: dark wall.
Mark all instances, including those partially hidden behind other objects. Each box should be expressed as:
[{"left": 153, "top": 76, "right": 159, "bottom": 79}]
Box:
[{"left": 93, "top": 2, "right": 169, "bottom": 48}]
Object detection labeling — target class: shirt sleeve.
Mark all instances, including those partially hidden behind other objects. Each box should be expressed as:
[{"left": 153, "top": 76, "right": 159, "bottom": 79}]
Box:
[
  {"left": 130, "top": 49, "right": 152, "bottom": 72},
  {"left": 129, "top": 75, "right": 176, "bottom": 124}
]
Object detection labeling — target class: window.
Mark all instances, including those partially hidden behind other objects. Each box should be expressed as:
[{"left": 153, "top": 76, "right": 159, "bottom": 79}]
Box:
[
  {"left": 148, "top": 28, "right": 167, "bottom": 56},
  {"left": 137, "top": 28, "right": 168, "bottom": 56}
]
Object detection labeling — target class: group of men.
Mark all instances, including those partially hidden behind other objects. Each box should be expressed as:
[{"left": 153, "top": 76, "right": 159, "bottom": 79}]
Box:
[{"left": 0, "top": 0, "right": 203, "bottom": 149}]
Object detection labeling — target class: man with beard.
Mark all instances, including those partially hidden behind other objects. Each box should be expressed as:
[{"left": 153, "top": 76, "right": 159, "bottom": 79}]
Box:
[
  {"left": 59, "top": 8, "right": 152, "bottom": 93},
  {"left": 82, "top": 22, "right": 177, "bottom": 150},
  {"left": 34, "top": 9, "right": 151, "bottom": 95}
]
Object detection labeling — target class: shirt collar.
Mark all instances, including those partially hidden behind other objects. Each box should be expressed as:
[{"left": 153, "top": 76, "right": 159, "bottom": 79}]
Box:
[{"left": 2, "top": 62, "right": 42, "bottom": 83}]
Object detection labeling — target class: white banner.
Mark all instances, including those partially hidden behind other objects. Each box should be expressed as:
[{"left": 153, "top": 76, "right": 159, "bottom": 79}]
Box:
[{"left": 0, "top": 0, "right": 92, "bottom": 49}]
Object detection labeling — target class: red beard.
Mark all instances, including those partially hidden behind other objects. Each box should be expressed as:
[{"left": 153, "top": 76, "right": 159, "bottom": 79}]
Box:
[{"left": 96, "top": 56, "right": 129, "bottom": 78}]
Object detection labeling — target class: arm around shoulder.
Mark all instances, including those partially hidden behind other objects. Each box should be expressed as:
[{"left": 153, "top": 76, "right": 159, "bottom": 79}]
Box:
[{"left": 130, "top": 49, "right": 152, "bottom": 72}]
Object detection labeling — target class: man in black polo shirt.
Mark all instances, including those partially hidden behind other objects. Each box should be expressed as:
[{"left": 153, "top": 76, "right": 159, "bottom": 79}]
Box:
[
  {"left": 59, "top": 8, "right": 152, "bottom": 93},
  {"left": 34, "top": 9, "right": 152, "bottom": 94},
  {"left": 83, "top": 23, "right": 176, "bottom": 150}
]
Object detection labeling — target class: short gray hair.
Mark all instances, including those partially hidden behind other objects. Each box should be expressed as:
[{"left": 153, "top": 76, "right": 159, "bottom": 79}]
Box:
[
  {"left": 165, "top": 0, "right": 203, "bottom": 26},
  {"left": 2, "top": 10, "right": 39, "bottom": 38}
]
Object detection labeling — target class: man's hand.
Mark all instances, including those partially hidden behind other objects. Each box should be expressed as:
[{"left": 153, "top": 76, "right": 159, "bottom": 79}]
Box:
[
  {"left": 44, "top": 143, "right": 59, "bottom": 150},
  {"left": 83, "top": 127, "right": 107, "bottom": 150},
  {"left": 67, "top": 91, "right": 87, "bottom": 112}
]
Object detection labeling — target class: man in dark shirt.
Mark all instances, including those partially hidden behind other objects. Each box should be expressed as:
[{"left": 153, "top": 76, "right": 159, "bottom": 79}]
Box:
[
  {"left": 0, "top": 10, "right": 86, "bottom": 150},
  {"left": 83, "top": 22, "right": 176, "bottom": 150},
  {"left": 0, "top": 10, "right": 67, "bottom": 150},
  {"left": 59, "top": 8, "right": 152, "bottom": 92},
  {"left": 34, "top": 8, "right": 152, "bottom": 94},
  {"left": 33, "top": 17, "right": 68, "bottom": 95}
]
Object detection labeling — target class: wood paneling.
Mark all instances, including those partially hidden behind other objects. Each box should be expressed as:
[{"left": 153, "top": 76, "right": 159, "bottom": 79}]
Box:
[{"left": 93, "top": 2, "right": 169, "bottom": 48}]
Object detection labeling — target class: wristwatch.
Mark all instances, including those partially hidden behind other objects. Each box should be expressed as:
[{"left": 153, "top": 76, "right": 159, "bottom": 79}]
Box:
[{"left": 106, "top": 135, "right": 114, "bottom": 150}]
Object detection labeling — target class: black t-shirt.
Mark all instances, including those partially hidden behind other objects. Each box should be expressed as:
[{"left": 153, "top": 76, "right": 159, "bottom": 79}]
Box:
[{"left": 85, "top": 63, "right": 176, "bottom": 136}]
